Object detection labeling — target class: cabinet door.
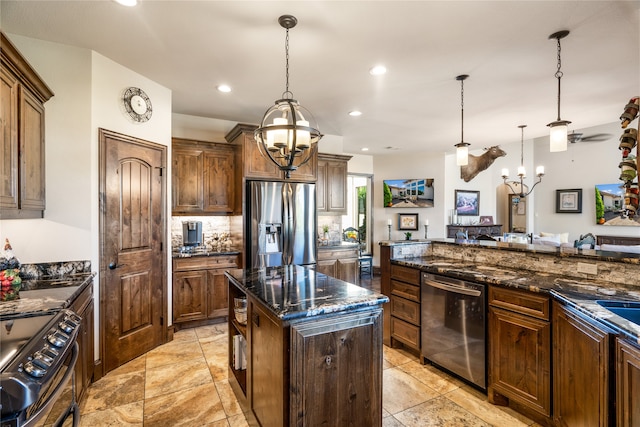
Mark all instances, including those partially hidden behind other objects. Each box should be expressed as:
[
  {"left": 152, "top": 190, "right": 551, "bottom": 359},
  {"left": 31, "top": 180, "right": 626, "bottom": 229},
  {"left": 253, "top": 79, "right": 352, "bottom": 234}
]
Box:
[
  {"left": 207, "top": 269, "right": 229, "bottom": 319},
  {"left": 173, "top": 270, "right": 208, "bottom": 323},
  {"left": 290, "top": 309, "right": 383, "bottom": 426},
  {"left": 19, "top": 87, "right": 45, "bottom": 211},
  {"left": 76, "top": 299, "right": 94, "bottom": 402},
  {"left": 488, "top": 306, "right": 550, "bottom": 417},
  {"left": 337, "top": 258, "right": 357, "bottom": 284},
  {"left": 553, "top": 302, "right": 613, "bottom": 427},
  {"left": 250, "top": 302, "right": 285, "bottom": 427},
  {"left": 0, "top": 67, "right": 19, "bottom": 210},
  {"left": 242, "top": 133, "right": 281, "bottom": 180},
  {"left": 616, "top": 338, "right": 640, "bottom": 427},
  {"left": 203, "top": 149, "right": 235, "bottom": 213},
  {"left": 316, "top": 259, "right": 337, "bottom": 278},
  {"left": 172, "top": 147, "right": 204, "bottom": 213},
  {"left": 288, "top": 148, "right": 317, "bottom": 182},
  {"left": 326, "top": 160, "right": 347, "bottom": 213},
  {"left": 316, "top": 159, "right": 327, "bottom": 211}
]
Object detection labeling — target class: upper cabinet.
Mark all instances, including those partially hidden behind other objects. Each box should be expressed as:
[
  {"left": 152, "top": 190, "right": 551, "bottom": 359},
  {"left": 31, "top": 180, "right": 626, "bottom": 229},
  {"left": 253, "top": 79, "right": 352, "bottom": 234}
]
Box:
[
  {"left": 172, "top": 138, "right": 238, "bottom": 215},
  {"left": 317, "top": 153, "right": 351, "bottom": 215},
  {"left": 225, "top": 123, "right": 317, "bottom": 182},
  {"left": 0, "top": 32, "right": 54, "bottom": 219}
]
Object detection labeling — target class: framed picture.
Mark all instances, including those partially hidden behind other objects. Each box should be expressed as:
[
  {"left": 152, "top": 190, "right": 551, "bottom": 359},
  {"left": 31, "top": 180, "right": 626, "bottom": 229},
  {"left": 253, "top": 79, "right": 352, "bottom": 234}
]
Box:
[
  {"left": 455, "top": 190, "right": 480, "bottom": 216},
  {"left": 594, "top": 184, "right": 640, "bottom": 226},
  {"left": 480, "top": 215, "right": 494, "bottom": 225},
  {"left": 398, "top": 213, "right": 419, "bottom": 230},
  {"left": 556, "top": 189, "right": 582, "bottom": 213},
  {"left": 383, "top": 178, "right": 435, "bottom": 208}
]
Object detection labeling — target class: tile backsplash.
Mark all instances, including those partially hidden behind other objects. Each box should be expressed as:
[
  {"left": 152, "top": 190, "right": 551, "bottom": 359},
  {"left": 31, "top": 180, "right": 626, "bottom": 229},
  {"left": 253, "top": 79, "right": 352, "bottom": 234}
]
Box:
[{"left": 171, "top": 216, "right": 232, "bottom": 249}]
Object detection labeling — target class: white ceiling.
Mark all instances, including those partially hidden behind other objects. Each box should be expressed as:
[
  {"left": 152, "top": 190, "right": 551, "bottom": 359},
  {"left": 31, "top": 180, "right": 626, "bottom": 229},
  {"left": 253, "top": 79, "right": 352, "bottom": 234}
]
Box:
[{"left": 2, "top": 1, "right": 639, "bottom": 155}]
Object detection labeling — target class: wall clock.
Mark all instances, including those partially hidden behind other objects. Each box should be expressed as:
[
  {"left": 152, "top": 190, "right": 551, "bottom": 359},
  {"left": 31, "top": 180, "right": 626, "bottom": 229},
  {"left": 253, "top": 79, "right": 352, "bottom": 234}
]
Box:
[{"left": 123, "top": 87, "right": 153, "bottom": 122}]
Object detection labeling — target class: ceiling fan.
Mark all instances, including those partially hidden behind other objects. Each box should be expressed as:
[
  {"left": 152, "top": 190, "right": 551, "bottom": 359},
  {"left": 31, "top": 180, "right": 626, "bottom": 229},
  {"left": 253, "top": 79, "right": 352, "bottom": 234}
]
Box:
[{"left": 568, "top": 130, "right": 612, "bottom": 144}]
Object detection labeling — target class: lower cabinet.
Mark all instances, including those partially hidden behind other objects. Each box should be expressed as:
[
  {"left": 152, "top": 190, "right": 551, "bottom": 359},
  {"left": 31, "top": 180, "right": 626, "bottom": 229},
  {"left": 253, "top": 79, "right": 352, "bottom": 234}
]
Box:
[
  {"left": 316, "top": 246, "right": 358, "bottom": 285},
  {"left": 389, "top": 264, "right": 421, "bottom": 351},
  {"left": 488, "top": 286, "right": 551, "bottom": 419},
  {"left": 69, "top": 282, "right": 94, "bottom": 402},
  {"left": 616, "top": 338, "right": 640, "bottom": 427},
  {"left": 173, "top": 255, "right": 238, "bottom": 326},
  {"left": 552, "top": 301, "right": 615, "bottom": 427}
]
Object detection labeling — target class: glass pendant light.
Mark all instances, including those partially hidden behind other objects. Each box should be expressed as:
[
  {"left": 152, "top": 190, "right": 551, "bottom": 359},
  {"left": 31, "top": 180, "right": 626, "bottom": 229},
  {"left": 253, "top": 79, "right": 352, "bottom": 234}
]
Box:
[
  {"left": 547, "top": 30, "right": 571, "bottom": 153},
  {"left": 455, "top": 74, "right": 470, "bottom": 166}
]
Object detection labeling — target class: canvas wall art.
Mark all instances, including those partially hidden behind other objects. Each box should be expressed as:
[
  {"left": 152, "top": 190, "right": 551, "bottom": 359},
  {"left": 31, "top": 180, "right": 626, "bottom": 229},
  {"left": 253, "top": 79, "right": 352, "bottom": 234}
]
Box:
[
  {"left": 594, "top": 183, "right": 640, "bottom": 226},
  {"left": 383, "top": 178, "right": 434, "bottom": 208}
]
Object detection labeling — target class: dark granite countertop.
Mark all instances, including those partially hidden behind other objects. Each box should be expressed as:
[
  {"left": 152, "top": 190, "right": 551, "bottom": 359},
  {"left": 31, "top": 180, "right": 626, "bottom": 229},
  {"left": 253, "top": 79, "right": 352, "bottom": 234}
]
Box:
[
  {"left": 393, "top": 256, "right": 640, "bottom": 344},
  {"left": 225, "top": 265, "right": 388, "bottom": 322},
  {"left": 0, "top": 272, "right": 95, "bottom": 319}
]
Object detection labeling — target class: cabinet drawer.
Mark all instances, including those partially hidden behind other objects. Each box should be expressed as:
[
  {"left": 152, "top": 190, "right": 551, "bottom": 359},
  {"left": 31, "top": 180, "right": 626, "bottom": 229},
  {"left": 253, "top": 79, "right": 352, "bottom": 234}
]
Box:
[
  {"left": 489, "top": 286, "right": 550, "bottom": 321},
  {"left": 317, "top": 247, "right": 358, "bottom": 261},
  {"left": 391, "top": 317, "right": 420, "bottom": 349},
  {"left": 390, "top": 265, "right": 420, "bottom": 285},
  {"left": 391, "top": 279, "right": 420, "bottom": 302},
  {"left": 173, "top": 255, "right": 239, "bottom": 271},
  {"left": 391, "top": 296, "right": 420, "bottom": 325}
]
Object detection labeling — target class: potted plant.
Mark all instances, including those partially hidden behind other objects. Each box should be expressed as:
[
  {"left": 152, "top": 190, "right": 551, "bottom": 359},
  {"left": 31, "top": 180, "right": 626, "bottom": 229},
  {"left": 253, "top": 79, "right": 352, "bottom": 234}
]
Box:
[
  {"left": 404, "top": 232, "right": 412, "bottom": 240},
  {"left": 322, "top": 225, "right": 330, "bottom": 241}
]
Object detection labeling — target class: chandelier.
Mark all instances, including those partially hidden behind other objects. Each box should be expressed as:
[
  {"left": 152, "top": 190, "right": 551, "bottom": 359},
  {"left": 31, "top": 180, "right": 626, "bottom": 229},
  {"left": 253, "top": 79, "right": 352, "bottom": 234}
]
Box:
[
  {"left": 454, "top": 74, "right": 470, "bottom": 166},
  {"left": 254, "top": 15, "right": 322, "bottom": 178},
  {"left": 547, "top": 30, "right": 571, "bottom": 152},
  {"left": 502, "top": 125, "right": 545, "bottom": 197}
]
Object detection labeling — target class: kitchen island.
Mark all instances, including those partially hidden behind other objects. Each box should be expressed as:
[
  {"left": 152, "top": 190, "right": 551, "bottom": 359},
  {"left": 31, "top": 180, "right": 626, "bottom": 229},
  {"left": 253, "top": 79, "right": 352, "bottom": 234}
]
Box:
[{"left": 225, "top": 265, "right": 388, "bottom": 427}]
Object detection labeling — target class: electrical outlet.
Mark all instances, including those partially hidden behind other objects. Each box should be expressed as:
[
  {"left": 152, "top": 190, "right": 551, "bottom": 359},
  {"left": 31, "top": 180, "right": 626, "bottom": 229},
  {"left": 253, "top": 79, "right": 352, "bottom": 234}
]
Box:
[{"left": 577, "top": 262, "right": 598, "bottom": 275}]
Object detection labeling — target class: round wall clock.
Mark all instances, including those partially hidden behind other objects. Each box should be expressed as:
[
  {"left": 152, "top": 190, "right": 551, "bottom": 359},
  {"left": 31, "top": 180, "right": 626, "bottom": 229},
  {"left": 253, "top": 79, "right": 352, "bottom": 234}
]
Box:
[{"left": 123, "top": 87, "right": 153, "bottom": 122}]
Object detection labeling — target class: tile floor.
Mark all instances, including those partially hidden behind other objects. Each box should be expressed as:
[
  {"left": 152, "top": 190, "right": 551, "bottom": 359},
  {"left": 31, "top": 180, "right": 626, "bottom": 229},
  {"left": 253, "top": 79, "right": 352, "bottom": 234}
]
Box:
[{"left": 77, "top": 275, "right": 543, "bottom": 426}]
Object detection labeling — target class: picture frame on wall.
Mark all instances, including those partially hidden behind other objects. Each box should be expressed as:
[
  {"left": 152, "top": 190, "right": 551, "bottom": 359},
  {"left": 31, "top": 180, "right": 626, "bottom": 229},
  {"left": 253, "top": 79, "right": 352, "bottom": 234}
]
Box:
[
  {"left": 398, "top": 213, "right": 419, "bottom": 230},
  {"left": 556, "top": 189, "right": 582, "bottom": 213},
  {"left": 455, "top": 190, "right": 480, "bottom": 216}
]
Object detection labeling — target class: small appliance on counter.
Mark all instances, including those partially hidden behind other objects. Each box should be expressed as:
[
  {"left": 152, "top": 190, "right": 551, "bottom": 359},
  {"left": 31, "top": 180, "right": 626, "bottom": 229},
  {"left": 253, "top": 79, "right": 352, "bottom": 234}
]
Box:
[{"left": 182, "top": 221, "right": 203, "bottom": 247}]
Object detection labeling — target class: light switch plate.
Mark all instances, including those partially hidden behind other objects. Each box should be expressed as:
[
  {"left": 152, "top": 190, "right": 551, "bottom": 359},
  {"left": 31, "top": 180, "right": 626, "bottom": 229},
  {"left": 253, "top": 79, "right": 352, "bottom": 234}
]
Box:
[{"left": 577, "top": 262, "right": 598, "bottom": 275}]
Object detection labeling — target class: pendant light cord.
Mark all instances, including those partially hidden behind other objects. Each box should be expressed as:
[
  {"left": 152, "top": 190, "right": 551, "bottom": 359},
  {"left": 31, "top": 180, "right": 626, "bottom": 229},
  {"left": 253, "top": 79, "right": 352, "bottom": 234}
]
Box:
[
  {"left": 283, "top": 27, "right": 292, "bottom": 99},
  {"left": 460, "top": 78, "right": 464, "bottom": 143},
  {"left": 520, "top": 126, "right": 524, "bottom": 167},
  {"left": 555, "top": 36, "right": 563, "bottom": 121}
]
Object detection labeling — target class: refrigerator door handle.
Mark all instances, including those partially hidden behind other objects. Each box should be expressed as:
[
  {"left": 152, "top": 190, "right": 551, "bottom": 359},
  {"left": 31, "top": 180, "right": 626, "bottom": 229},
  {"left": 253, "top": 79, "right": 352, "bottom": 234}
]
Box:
[{"left": 282, "top": 183, "right": 293, "bottom": 265}]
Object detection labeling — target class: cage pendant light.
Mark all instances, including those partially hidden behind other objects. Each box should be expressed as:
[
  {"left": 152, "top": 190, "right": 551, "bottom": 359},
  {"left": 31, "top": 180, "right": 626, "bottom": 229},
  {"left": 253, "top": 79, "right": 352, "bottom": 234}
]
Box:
[
  {"left": 455, "top": 74, "right": 471, "bottom": 166},
  {"left": 254, "top": 15, "right": 322, "bottom": 179},
  {"left": 547, "top": 30, "right": 571, "bottom": 153}
]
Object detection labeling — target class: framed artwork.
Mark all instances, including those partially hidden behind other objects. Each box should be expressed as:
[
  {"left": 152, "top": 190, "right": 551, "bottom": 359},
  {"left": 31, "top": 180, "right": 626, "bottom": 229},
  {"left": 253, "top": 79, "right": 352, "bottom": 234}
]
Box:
[
  {"left": 556, "top": 189, "right": 582, "bottom": 213},
  {"left": 595, "top": 183, "right": 640, "bottom": 226},
  {"left": 455, "top": 190, "right": 480, "bottom": 216},
  {"left": 480, "top": 215, "right": 494, "bottom": 225},
  {"left": 383, "top": 178, "right": 435, "bottom": 208},
  {"left": 398, "top": 213, "right": 419, "bottom": 230}
]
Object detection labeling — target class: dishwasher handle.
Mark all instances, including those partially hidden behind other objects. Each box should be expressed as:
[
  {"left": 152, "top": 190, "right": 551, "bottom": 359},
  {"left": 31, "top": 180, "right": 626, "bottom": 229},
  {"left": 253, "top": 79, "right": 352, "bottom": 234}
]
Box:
[{"left": 423, "top": 278, "right": 482, "bottom": 297}]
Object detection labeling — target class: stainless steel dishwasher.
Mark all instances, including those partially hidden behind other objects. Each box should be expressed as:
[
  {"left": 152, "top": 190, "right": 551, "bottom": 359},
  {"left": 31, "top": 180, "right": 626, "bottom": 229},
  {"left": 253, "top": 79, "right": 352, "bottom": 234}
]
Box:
[{"left": 421, "top": 272, "right": 486, "bottom": 390}]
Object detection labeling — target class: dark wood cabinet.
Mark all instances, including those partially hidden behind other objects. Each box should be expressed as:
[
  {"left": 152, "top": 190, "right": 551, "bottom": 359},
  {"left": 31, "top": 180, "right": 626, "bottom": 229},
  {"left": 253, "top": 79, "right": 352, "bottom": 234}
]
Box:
[
  {"left": 224, "top": 123, "right": 317, "bottom": 182},
  {"left": 389, "top": 264, "right": 421, "bottom": 351},
  {"left": 172, "top": 255, "right": 239, "bottom": 326},
  {"left": 488, "top": 286, "right": 551, "bottom": 419},
  {"left": 69, "top": 281, "right": 94, "bottom": 403},
  {"left": 172, "top": 138, "right": 237, "bottom": 215},
  {"left": 616, "top": 338, "right": 640, "bottom": 427},
  {"left": 317, "top": 153, "right": 351, "bottom": 214},
  {"left": 553, "top": 301, "right": 615, "bottom": 427},
  {"left": 447, "top": 224, "right": 503, "bottom": 239},
  {"left": 316, "top": 246, "right": 359, "bottom": 285},
  {"left": 0, "top": 32, "right": 54, "bottom": 219}
]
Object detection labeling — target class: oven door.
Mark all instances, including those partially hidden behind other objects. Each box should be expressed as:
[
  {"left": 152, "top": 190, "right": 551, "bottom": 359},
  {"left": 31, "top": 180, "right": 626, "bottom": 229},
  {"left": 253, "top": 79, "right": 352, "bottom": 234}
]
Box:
[
  {"left": 421, "top": 273, "right": 486, "bottom": 389},
  {"left": 23, "top": 343, "right": 79, "bottom": 427}
]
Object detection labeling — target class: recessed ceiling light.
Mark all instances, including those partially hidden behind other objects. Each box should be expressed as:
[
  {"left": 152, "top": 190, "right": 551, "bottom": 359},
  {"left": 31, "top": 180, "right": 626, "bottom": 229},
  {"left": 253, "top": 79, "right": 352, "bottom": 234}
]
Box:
[
  {"left": 348, "top": 110, "right": 362, "bottom": 117},
  {"left": 361, "top": 148, "right": 369, "bottom": 151},
  {"left": 369, "top": 65, "right": 387, "bottom": 76},
  {"left": 114, "top": 0, "right": 137, "bottom": 6},
  {"left": 217, "top": 84, "right": 232, "bottom": 93}
]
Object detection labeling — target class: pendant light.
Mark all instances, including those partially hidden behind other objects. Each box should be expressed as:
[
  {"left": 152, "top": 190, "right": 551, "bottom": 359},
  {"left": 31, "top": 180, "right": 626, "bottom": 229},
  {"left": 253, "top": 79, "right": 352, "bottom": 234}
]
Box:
[
  {"left": 502, "top": 125, "right": 545, "bottom": 197},
  {"left": 455, "top": 74, "right": 470, "bottom": 166},
  {"left": 254, "top": 15, "right": 322, "bottom": 179},
  {"left": 547, "top": 30, "right": 571, "bottom": 152}
]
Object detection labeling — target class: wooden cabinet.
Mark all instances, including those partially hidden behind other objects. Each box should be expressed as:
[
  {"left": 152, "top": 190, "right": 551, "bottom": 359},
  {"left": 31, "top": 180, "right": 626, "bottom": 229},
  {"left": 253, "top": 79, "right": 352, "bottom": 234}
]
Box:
[
  {"left": 224, "top": 123, "right": 317, "bottom": 182},
  {"left": 488, "top": 286, "right": 551, "bottom": 419},
  {"left": 69, "top": 281, "right": 94, "bottom": 403},
  {"left": 447, "top": 224, "right": 503, "bottom": 239},
  {"left": 172, "top": 255, "right": 238, "bottom": 326},
  {"left": 0, "top": 32, "right": 54, "bottom": 219},
  {"left": 317, "top": 153, "right": 351, "bottom": 214},
  {"left": 553, "top": 301, "right": 615, "bottom": 427},
  {"left": 316, "top": 246, "right": 358, "bottom": 285},
  {"left": 172, "top": 138, "right": 237, "bottom": 215},
  {"left": 389, "top": 264, "right": 421, "bottom": 351},
  {"left": 616, "top": 338, "right": 640, "bottom": 427}
]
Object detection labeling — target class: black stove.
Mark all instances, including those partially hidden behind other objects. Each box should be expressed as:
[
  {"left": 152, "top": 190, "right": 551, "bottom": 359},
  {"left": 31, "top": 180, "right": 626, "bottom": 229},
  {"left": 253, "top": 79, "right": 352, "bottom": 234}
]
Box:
[{"left": 1, "top": 309, "right": 81, "bottom": 427}]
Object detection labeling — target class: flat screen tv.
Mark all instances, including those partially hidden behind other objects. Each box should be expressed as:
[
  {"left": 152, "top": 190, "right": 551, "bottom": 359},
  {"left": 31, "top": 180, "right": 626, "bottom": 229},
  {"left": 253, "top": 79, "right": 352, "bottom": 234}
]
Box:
[{"left": 383, "top": 178, "right": 434, "bottom": 208}]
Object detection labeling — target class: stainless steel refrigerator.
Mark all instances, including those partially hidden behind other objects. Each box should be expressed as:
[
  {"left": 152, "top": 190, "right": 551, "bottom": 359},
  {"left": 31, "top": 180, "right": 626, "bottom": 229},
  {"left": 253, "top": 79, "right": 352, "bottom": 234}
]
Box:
[{"left": 246, "top": 180, "right": 316, "bottom": 269}]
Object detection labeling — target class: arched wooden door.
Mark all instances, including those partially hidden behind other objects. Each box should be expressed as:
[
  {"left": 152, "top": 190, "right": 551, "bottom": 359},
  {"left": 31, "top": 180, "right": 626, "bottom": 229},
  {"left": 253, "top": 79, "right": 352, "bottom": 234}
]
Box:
[{"left": 99, "top": 128, "right": 166, "bottom": 374}]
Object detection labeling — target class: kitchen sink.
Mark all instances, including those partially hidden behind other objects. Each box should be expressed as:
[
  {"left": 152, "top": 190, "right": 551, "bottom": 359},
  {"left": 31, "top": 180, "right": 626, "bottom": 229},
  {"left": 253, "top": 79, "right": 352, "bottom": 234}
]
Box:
[{"left": 596, "top": 300, "right": 640, "bottom": 325}]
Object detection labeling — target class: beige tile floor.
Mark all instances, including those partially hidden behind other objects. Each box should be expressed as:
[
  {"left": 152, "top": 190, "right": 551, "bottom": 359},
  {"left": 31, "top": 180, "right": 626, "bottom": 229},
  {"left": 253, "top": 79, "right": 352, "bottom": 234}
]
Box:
[{"left": 77, "top": 275, "right": 543, "bottom": 426}]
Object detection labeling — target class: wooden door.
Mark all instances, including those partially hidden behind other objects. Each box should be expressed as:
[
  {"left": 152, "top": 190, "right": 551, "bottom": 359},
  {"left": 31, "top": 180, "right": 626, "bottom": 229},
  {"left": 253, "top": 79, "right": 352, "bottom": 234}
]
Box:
[
  {"left": 99, "top": 128, "right": 166, "bottom": 374},
  {"left": 172, "top": 146, "right": 203, "bottom": 213},
  {"left": 203, "top": 149, "right": 234, "bottom": 213},
  {"left": 207, "top": 270, "right": 228, "bottom": 319},
  {"left": 173, "top": 270, "right": 207, "bottom": 323},
  {"left": 0, "top": 67, "right": 18, "bottom": 210},
  {"left": 326, "top": 160, "right": 347, "bottom": 213},
  {"left": 616, "top": 338, "right": 640, "bottom": 427},
  {"left": 19, "top": 86, "right": 45, "bottom": 211}
]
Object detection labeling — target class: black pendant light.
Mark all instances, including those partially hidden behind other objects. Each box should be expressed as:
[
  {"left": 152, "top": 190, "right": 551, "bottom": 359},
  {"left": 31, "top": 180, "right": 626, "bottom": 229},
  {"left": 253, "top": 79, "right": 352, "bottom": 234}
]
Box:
[
  {"left": 547, "top": 30, "right": 571, "bottom": 152},
  {"left": 254, "top": 15, "right": 322, "bottom": 179},
  {"left": 455, "top": 74, "right": 470, "bottom": 166}
]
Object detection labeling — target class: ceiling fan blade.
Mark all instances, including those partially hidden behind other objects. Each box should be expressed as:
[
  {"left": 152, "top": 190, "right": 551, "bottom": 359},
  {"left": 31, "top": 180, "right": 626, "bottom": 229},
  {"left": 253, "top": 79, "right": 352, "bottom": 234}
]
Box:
[{"left": 580, "top": 133, "right": 613, "bottom": 142}]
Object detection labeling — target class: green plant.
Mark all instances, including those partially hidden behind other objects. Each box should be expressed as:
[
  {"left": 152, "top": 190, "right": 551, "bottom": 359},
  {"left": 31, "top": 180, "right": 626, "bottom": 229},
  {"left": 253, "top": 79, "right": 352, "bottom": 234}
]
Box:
[
  {"left": 322, "top": 224, "right": 329, "bottom": 233},
  {"left": 595, "top": 187, "right": 604, "bottom": 223},
  {"left": 383, "top": 182, "right": 393, "bottom": 207},
  {"left": 404, "top": 232, "right": 412, "bottom": 240}
]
